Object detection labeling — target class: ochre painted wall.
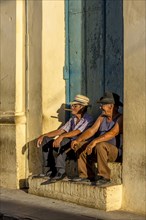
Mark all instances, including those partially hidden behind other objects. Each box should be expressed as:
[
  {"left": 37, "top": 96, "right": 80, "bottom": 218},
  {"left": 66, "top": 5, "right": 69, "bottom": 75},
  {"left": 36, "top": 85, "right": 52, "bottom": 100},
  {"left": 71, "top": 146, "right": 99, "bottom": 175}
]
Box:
[
  {"left": 0, "top": 0, "right": 65, "bottom": 188},
  {"left": 123, "top": 0, "right": 146, "bottom": 214},
  {"left": 42, "top": 0, "right": 65, "bottom": 133},
  {"left": 0, "top": 0, "right": 26, "bottom": 189}
]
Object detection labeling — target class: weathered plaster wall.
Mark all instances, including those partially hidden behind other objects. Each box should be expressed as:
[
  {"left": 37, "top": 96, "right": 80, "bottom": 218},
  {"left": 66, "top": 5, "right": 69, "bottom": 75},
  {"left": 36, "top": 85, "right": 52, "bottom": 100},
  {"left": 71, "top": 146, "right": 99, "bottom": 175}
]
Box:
[
  {"left": 0, "top": 0, "right": 17, "bottom": 188},
  {"left": 42, "top": 0, "right": 65, "bottom": 133},
  {"left": 0, "top": 0, "right": 16, "bottom": 112},
  {"left": 0, "top": 0, "right": 26, "bottom": 188},
  {"left": 0, "top": 125, "right": 17, "bottom": 188},
  {"left": 0, "top": 0, "right": 65, "bottom": 187},
  {"left": 26, "top": 0, "right": 43, "bottom": 177},
  {"left": 15, "top": 0, "right": 26, "bottom": 188},
  {"left": 123, "top": 0, "right": 146, "bottom": 214}
]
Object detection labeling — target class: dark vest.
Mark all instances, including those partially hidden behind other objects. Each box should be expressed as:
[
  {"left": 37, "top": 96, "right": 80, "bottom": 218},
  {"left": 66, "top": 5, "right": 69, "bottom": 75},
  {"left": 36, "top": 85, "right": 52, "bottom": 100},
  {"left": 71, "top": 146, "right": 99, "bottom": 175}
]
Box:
[{"left": 98, "top": 114, "right": 122, "bottom": 154}]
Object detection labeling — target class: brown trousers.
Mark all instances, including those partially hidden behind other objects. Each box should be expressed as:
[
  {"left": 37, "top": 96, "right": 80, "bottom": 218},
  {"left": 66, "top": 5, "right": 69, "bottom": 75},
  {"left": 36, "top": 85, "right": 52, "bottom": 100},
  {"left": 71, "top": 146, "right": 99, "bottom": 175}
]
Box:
[{"left": 76, "top": 141, "right": 118, "bottom": 180}]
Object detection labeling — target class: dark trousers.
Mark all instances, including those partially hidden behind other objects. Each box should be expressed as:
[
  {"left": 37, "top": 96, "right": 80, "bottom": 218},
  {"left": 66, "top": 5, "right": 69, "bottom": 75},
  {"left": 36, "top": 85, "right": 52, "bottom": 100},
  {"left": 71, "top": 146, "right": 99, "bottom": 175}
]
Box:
[{"left": 41, "top": 137, "right": 76, "bottom": 175}]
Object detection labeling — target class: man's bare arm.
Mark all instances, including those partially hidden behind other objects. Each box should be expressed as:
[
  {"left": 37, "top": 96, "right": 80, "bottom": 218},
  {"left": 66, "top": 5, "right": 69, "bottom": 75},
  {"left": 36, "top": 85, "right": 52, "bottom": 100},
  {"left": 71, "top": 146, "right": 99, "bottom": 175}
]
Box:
[
  {"left": 76, "top": 116, "right": 103, "bottom": 142},
  {"left": 86, "top": 115, "right": 123, "bottom": 154},
  {"left": 37, "top": 129, "right": 65, "bottom": 147},
  {"left": 53, "top": 130, "right": 81, "bottom": 148},
  {"left": 71, "top": 116, "right": 103, "bottom": 149}
]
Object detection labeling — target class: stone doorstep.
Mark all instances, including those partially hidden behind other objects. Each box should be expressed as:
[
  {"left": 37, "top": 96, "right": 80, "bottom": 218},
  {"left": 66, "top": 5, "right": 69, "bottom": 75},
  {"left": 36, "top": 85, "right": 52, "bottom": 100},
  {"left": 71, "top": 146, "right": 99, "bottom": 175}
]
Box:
[
  {"left": 28, "top": 177, "right": 122, "bottom": 212},
  {"left": 108, "top": 162, "right": 122, "bottom": 184},
  {"left": 28, "top": 162, "right": 122, "bottom": 211}
]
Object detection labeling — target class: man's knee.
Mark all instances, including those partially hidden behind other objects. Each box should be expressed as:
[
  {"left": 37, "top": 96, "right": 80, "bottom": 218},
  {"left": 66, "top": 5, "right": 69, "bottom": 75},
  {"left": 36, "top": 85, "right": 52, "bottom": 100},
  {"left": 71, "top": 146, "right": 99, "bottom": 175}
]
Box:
[
  {"left": 42, "top": 136, "right": 53, "bottom": 144},
  {"left": 60, "top": 138, "right": 71, "bottom": 147},
  {"left": 95, "top": 142, "right": 107, "bottom": 153},
  {"left": 42, "top": 138, "right": 54, "bottom": 152},
  {"left": 76, "top": 141, "right": 88, "bottom": 156}
]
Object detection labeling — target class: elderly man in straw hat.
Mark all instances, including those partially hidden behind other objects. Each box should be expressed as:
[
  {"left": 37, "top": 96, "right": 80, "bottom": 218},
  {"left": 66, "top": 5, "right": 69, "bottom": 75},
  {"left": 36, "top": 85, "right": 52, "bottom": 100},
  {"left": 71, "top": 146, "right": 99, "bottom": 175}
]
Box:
[
  {"left": 35, "top": 94, "right": 93, "bottom": 184},
  {"left": 71, "top": 92, "right": 123, "bottom": 185}
]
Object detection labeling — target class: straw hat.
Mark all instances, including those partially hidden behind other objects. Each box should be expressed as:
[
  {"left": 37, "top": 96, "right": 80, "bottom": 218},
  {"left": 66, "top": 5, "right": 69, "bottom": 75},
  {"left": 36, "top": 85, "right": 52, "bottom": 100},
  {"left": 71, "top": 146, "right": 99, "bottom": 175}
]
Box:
[{"left": 70, "top": 94, "right": 90, "bottom": 106}]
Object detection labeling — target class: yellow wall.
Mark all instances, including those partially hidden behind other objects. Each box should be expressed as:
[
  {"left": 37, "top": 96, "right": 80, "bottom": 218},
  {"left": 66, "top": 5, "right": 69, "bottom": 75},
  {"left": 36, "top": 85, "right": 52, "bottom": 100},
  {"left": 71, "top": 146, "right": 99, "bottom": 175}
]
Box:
[
  {"left": 0, "top": 0, "right": 26, "bottom": 189},
  {"left": 42, "top": 0, "right": 65, "bottom": 133},
  {"left": 123, "top": 0, "right": 146, "bottom": 214},
  {"left": 0, "top": 0, "right": 65, "bottom": 188}
]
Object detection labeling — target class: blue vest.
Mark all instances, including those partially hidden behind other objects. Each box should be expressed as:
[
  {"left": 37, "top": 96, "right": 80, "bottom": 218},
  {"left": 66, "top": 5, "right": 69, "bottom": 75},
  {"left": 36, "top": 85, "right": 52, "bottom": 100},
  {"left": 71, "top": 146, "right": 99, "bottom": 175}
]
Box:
[{"left": 98, "top": 114, "right": 122, "bottom": 155}]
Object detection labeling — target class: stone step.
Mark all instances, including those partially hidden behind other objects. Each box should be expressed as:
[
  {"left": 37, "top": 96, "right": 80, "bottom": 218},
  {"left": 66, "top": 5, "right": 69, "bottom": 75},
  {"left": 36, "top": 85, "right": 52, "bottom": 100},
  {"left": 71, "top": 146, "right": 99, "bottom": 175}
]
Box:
[
  {"left": 108, "top": 162, "right": 122, "bottom": 184},
  {"left": 28, "top": 162, "right": 122, "bottom": 211},
  {"left": 28, "top": 177, "right": 122, "bottom": 211}
]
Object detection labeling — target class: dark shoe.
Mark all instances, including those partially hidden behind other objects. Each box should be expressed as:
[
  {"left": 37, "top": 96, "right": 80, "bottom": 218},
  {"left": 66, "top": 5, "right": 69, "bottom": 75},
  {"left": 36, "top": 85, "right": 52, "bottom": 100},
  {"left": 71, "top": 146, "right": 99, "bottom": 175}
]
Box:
[
  {"left": 72, "top": 177, "right": 91, "bottom": 183},
  {"left": 40, "top": 178, "right": 52, "bottom": 185},
  {"left": 96, "top": 177, "right": 110, "bottom": 185},
  {"left": 40, "top": 172, "right": 66, "bottom": 185},
  {"left": 32, "top": 169, "right": 56, "bottom": 179},
  {"left": 32, "top": 170, "right": 52, "bottom": 179},
  {"left": 50, "top": 172, "right": 66, "bottom": 182},
  {"left": 95, "top": 175, "right": 103, "bottom": 181},
  {"left": 32, "top": 173, "right": 46, "bottom": 178}
]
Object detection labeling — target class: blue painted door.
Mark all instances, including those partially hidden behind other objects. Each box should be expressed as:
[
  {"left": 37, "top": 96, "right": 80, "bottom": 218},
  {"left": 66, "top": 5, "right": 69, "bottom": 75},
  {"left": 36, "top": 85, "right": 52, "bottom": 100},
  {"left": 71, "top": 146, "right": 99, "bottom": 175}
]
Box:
[{"left": 64, "top": 0, "right": 123, "bottom": 119}]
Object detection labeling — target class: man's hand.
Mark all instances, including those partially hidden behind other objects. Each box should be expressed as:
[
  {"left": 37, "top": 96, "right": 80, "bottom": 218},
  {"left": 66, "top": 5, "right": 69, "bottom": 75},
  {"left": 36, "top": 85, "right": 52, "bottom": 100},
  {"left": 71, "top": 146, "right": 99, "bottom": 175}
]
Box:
[
  {"left": 85, "top": 141, "right": 96, "bottom": 155},
  {"left": 53, "top": 136, "right": 63, "bottom": 148},
  {"left": 37, "top": 136, "right": 44, "bottom": 148},
  {"left": 71, "top": 140, "right": 79, "bottom": 151}
]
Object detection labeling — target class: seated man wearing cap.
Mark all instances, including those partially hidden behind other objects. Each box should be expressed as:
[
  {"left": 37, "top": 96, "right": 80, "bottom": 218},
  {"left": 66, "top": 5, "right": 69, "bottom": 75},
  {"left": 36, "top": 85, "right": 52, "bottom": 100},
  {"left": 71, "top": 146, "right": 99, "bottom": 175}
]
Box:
[
  {"left": 35, "top": 94, "right": 93, "bottom": 184},
  {"left": 71, "top": 92, "right": 123, "bottom": 185}
]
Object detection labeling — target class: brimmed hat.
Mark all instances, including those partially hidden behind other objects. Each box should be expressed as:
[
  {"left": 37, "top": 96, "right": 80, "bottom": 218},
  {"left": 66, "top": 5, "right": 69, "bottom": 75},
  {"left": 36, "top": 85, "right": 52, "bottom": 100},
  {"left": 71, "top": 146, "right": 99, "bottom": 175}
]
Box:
[
  {"left": 97, "top": 92, "right": 123, "bottom": 106},
  {"left": 70, "top": 94, "right": 90, "bottom": 106}
]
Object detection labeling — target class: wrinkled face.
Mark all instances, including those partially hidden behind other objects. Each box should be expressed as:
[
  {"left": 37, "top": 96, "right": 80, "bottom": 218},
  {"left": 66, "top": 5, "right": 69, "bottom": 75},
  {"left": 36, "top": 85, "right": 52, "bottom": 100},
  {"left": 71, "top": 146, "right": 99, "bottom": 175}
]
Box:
[
  {"left": 100, "top": 103, "right": 114, "bottom": 117},
  {"left": 71, "top": 104, "right": 84, "bottom": 115}
]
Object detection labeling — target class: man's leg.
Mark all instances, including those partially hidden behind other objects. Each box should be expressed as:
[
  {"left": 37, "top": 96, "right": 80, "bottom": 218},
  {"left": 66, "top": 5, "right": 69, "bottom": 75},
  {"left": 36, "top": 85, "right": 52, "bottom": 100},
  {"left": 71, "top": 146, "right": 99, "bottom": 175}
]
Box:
[
  {"left": 41, "top": 138, "right": 72, "bottom": 184},
  {"left": 94, "top": 142, "right": 118, "bottom": 180},
  {"left": 76, "top": 142, "right": 95, "bottom": 180},
  {"left": 41, "top": 137, "right": 56, "bottom": 175},
  {"left": 55, "top": 138, "right": 71, "bottom": 173},
  {"left": 33, "top": 137, "right": 56, "bottom": 178}
]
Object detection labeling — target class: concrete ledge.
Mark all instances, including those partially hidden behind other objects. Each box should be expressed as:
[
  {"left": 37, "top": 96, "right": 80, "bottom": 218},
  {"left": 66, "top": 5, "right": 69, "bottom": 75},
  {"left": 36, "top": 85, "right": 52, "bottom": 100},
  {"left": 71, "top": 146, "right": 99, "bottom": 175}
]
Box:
[
  {"left": 108, "top": 162, "right": 122, "bottom": 184},
  {"left": 28, "top": 177, "right": 122, "bottom": 211}
]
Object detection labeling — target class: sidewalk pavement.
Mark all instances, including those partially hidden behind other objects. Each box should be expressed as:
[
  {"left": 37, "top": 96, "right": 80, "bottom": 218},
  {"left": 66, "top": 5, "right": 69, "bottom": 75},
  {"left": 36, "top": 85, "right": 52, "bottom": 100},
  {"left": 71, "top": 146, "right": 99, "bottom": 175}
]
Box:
[{"left": 0, "top": 187, "right": 145, "bottom": 220}]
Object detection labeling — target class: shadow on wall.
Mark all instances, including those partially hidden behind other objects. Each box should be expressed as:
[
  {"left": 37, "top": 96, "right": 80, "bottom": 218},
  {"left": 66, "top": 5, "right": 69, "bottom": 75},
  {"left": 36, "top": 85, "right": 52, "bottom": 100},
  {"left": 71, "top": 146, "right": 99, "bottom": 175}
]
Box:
[{"left": 20, "top": 103, "right": 67, "bottom": 188}]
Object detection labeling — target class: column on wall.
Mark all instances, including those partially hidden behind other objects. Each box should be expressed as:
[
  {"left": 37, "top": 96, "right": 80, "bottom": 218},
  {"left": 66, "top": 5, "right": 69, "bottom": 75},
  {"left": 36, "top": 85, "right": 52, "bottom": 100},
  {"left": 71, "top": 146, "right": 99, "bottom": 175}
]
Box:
[
  {"left": 123, "top": 0, "right": 146, "bottom": 214},
  {"left": 0, "top": 0, "right": 26, "bottom": 189}
]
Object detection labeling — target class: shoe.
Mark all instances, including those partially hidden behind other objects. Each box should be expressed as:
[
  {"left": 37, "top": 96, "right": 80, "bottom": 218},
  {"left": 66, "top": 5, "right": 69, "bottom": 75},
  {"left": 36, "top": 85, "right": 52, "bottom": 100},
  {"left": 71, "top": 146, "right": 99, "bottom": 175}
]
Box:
[
  {"left": 96, "top": 177, "right": 110, "bottom": 185},
  {"left": 40, "top": 178, "right": 51, "bottom": 186},
  {"left": 32, "top": 171, "right": 51, "bottom": 179},
  {"left": 40, "top": 178, "right": 52, "bottom": 185},
  {"left": 71, "top": 177, "right": 91, "bottom": 183},
  {"left": 89, "top": 175, "right": 103, "bottom": 186},
  {"left": 95, "top": 175, "right": 103, "bottom": 181},
  {"left": 62, "top": 176, "right": 73, "bottom": 181},
  {"left": 50, "top": 172, "right": 66, "bottom": 182},
  {"left": 41, "top": 172, "right": 66, "bottom": 185},
  {"left": 32, "top": 170, "right": 56, "bottom": 179}
]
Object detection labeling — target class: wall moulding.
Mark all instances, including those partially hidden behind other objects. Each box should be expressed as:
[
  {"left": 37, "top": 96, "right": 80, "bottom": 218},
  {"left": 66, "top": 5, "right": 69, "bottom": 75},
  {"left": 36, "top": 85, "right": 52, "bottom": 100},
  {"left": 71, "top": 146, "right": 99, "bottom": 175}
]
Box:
[{"left": 0, "top": 111, "right": 26, "bottom": 124}]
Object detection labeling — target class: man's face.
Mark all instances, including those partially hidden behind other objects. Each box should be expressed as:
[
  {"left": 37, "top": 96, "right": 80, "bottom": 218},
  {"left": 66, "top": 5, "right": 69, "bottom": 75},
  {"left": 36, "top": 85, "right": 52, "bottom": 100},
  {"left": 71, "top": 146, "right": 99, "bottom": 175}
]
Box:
[
  {"left": 71, "top": 104, "right": 84, "bottom": 115},
  {"left": 100, "top": 103, "right": 114, "bottom": 117}
]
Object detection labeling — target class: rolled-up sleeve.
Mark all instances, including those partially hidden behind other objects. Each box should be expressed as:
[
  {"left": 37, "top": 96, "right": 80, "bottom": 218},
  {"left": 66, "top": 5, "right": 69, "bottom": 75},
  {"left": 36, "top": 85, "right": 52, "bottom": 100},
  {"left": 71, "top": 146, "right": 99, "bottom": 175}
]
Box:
[
  {"left": 60, "top": 118, "right": 72, "bottom": 133},
  {"left": 60, "top": 114, "right": 93, "bottom": 134},
  {"left": 75, "top": 116, "right": 93, "bottom": 132}
]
